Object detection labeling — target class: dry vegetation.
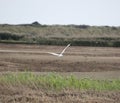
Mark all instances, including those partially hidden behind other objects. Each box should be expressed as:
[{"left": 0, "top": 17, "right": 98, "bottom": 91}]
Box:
[
  {"left": 0, "top": 23, "right": 120, "bottom": 38},
  {"left": 0, "top": 85, "right": 120, "bottom": 103}
]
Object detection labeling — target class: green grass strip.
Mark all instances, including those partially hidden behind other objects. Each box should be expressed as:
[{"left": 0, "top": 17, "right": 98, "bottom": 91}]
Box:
[{"left": 0, "top": 72, "right": 120, "bottom": 91}]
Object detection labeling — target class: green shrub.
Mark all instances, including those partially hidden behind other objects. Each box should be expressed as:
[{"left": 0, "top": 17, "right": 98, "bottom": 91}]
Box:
[{"left": 0, "top": 32, "right": 24, "bottom": 40}]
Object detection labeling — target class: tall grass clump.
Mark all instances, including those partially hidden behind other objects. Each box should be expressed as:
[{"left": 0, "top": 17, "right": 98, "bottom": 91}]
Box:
[{"left": 0, "top": 72, "right": 120, "bottom": 91}]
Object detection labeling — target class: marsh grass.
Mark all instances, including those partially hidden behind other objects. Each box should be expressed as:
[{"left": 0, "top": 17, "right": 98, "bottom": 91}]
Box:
[{"left": 0, "top": 72, "right": 120, "bottom": 91}]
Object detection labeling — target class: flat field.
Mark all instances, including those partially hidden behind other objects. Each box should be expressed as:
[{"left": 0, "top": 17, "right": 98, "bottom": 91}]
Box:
[
  {"left": 0, "top": 43, "right": 120, "bottom": 72},
  {"left": 0, "top": 43, "right": 120, "bottom": 103}
]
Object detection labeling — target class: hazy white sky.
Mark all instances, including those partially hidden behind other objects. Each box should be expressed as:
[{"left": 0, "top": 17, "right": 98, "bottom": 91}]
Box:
[{"left": 0, "top": 0, "right": 120, "bottom": 26}]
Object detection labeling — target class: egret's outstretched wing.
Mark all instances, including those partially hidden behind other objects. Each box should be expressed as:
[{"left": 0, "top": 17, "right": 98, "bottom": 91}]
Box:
[
  {"left": 47, "top": 52, "right": 60, "bottom": 56},
  {"left": 46, "top": 43, "right": 71, "bottom": 57},
  {"left": 60, "top": 44, "right": 70, "bottom": 55}
]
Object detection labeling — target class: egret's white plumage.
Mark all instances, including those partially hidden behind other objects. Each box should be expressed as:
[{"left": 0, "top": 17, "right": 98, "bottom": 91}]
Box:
[{"left": 47, "top": 44, "right": 70, "bottom": 57}]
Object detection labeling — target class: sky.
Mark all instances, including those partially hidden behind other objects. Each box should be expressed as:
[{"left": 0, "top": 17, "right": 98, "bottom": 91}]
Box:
[{"left": 0, "top": 0, "right": 120, "bottom": 26}]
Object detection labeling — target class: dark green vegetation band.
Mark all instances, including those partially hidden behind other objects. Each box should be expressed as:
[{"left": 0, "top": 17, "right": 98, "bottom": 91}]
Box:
[{"left": 0, "top": 37, "right": 120, "bottom": 47}]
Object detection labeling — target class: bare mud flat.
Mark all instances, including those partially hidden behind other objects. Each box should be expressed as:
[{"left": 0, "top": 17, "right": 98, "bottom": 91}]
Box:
[
  {"left": 0, "top": 43, "right": 120, "bottom": 72},
  {"left": 0, "top": 43, "right": 120, "bottom": 103}
]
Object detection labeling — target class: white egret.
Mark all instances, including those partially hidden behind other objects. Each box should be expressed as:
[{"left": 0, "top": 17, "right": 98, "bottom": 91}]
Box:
[{"left": 47, "top": 44, "right": 71, "bottom": 57}]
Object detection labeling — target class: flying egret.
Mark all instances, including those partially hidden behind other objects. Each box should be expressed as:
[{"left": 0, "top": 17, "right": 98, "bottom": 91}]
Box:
[{"left": 47, "top": 44, "right": 71, "bottom": 57}]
